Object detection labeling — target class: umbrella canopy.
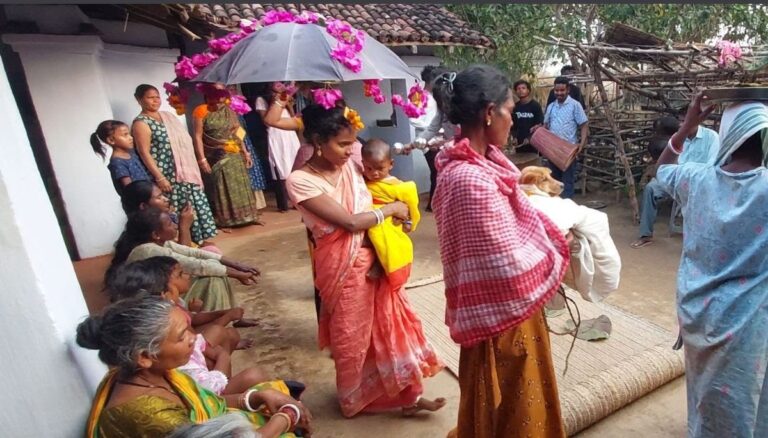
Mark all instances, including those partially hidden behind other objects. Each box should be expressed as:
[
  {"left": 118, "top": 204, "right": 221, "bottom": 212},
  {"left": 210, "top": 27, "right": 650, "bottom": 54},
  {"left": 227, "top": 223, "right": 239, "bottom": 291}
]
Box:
[{"left": 195, "top": 22, "right": 418, "bottom": 84}]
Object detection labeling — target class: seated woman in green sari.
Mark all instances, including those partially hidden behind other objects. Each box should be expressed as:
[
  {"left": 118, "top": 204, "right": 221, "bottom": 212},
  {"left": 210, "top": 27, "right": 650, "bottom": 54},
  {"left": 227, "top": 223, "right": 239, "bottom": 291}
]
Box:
[
  {"left": 106, "top": 207, "right": 259, "bottom": 315},
  {"left": 193, "top": 83, "right": 262, "bottom": 228},
  {"left": 78, "top": 295, "right": 312, "bottom": 437}
]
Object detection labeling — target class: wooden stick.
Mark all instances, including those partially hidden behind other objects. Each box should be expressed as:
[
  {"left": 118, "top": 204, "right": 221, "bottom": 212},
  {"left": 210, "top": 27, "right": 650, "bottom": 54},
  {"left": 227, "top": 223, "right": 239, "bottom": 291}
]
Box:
[{"left": 587, "top": 55, "right": 641, "bottom": 223}]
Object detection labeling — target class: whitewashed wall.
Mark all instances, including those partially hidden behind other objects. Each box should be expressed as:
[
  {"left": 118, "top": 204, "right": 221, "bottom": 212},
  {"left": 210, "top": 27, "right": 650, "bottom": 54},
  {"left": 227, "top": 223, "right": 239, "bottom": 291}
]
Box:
[
  {"left": 3, "top": 34, "right": 181, "bottom": 258},
  {"left": 0, "top": 54, "right": 106, "bottom": 437}
]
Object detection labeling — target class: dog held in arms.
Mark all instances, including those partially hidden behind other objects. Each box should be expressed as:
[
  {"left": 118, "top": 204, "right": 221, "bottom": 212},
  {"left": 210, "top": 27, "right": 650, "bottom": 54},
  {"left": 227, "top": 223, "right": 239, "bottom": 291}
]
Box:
[{"left": 519, "top": 166, "right": 622, "bottom": 304}]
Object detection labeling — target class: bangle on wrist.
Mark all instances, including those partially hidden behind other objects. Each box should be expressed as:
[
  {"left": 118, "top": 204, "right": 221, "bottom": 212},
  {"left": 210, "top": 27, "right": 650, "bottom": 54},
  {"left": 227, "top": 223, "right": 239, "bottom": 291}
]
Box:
[
  {"left": 371, "top": 209, "right": 384, "bottom": 225},
  {"left": 279, "top": 404, "right": 301, "bottom": 424},
  {"left": 243, "top": 389, "right": 259, "bottom": 412},
  {"left": 157, "top": 176, "right": 167, "bottom": 182},
  {"left": 274, "top": 101, "right": 285, "bottom": 108},
  {"left": 198, "top": 158, "right": 208, "bottom": 163},
  {"left": 667, "top": 139, "right": 682, "bottom": 155},
  {"left": 271, "top": 412, "right": 292, "bottom": 433}
]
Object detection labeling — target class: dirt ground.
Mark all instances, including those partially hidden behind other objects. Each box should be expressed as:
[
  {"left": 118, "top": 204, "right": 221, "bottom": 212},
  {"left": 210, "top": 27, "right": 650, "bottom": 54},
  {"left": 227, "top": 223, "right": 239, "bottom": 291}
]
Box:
[{"left": 75, "top": 191, "right": 688, "bottom": 437}]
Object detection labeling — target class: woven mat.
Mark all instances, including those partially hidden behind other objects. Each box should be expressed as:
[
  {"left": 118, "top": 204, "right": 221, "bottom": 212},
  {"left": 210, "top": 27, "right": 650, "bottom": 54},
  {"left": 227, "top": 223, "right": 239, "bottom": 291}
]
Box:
[{"left": 406, "top": 278, "right": 685, "bottom": 436}]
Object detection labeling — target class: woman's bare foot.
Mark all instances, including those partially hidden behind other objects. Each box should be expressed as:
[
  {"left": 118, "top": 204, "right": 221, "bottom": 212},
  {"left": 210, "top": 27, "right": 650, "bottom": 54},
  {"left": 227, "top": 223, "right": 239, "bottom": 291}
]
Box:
[
  {"left": 402, "top": 397, "right": 447, "bottom": 417},
  {"left": 235, "top": 338, "right": 255, "bottom": 350},
  {"left": 233, "top": 318, "right": 259, "bottom": 328}
]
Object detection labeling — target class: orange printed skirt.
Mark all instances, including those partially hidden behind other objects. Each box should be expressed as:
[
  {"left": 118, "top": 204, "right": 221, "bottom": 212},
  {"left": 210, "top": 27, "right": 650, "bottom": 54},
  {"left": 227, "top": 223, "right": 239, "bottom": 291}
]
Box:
[{"left": 453, "top": 311, "right": 565, "bottom": 438}]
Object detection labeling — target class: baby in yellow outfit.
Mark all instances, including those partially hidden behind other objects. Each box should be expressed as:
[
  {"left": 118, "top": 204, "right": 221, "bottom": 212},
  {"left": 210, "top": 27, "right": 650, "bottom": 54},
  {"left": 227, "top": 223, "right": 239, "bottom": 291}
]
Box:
[{"left": 361, "top": 139, "right": 421, "bottom": 290}]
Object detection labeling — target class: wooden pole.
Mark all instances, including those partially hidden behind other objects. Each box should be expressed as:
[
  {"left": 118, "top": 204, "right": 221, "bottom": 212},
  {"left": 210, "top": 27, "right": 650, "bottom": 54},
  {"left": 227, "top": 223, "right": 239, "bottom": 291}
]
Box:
[{"left": 587, "top": 56, "right": 641, "bottom": 222}]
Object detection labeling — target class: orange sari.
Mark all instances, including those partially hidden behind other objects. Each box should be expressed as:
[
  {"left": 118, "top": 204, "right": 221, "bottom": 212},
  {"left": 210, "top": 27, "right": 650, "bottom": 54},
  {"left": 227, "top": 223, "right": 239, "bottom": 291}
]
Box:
[{"left": 296, "top": 161, "right": 443, "bottom": 417}]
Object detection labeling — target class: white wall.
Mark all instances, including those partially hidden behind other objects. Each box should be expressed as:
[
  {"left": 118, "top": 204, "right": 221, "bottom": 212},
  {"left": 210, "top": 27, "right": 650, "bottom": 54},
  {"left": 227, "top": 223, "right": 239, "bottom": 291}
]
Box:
[
  {"left": 0, "top": 54, "right": 106, "bottom": 437},
  {"left": 4, "top": 34, "right": 181, "bottom": 258}
]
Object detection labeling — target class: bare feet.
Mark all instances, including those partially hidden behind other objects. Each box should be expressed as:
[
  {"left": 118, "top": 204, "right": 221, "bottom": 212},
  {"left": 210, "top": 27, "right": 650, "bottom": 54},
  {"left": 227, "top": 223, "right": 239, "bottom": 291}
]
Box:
[
  {"left": 235, "top": 338, "right": 255, "bottom": 350},
  {"left": 630, "top": 236, "right": 653, "bottom": 249},
  {"left": 402, "top": 397, "right": 447, "bottom": 417},
  {"left": 233, "top": 318, "right": 259, "bottom": 328}
]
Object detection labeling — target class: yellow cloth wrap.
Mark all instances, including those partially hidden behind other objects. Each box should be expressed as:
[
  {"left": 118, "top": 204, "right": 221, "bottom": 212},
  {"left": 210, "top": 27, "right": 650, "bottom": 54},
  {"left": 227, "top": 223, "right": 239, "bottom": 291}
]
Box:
[
  {"left": 366, "top": 178, "right": 420, "bottom": 283},
  {"left": 86, "top": 369, "right": 295, "bottom": 438}
]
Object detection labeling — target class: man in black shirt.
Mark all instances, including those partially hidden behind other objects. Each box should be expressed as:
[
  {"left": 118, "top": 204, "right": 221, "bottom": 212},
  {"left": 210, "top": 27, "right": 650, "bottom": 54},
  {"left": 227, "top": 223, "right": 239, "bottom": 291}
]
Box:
[
  {"left": 511, "top": 80, "right": 543, "bottom": 154},
  {"left": 546, "top": 65, "right": 586, "bottom": 109}
]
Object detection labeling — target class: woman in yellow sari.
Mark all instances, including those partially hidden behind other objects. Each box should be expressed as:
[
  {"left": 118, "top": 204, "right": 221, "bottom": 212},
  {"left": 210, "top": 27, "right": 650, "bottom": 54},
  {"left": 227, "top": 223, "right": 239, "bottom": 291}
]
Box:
[{"left": 78, "top": 295, "right": 312, "bottom": 437}]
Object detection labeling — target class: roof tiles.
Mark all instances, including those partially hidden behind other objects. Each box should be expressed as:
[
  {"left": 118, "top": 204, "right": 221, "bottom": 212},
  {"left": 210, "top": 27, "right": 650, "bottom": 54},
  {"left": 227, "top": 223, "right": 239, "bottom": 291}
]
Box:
[{"left": 189, "top": 3, "right": 494, "bottom": 48}]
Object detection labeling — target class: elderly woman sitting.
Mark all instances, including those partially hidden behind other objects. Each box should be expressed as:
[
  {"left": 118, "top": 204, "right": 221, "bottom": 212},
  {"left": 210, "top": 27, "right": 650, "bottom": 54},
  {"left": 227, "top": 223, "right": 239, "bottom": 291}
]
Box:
[{"left": 78, "top": 295, "right": 312, "bottom": 437}]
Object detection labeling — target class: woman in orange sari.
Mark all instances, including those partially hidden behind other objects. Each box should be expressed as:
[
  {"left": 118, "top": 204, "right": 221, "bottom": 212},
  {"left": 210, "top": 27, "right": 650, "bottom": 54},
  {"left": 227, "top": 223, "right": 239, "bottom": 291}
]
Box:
[{"left": 282, "top": 101, "right": 445, "bottom": 417}]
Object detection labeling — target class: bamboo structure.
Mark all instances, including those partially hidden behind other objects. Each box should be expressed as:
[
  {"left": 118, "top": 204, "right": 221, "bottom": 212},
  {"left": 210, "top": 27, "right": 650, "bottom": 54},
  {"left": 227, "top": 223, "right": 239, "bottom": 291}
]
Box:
[{"left": 535, "top": 23, "right": 768, "bottom": 221}]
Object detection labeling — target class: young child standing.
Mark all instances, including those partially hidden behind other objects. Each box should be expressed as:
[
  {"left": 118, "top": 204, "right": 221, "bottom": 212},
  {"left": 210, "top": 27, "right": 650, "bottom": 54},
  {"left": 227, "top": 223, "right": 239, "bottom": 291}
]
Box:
[
  {"left": 361, "top": 139, "right": 421, "bottom": 291},
  {"left": 90, "top": 119, "right": 150, "bottom": 196}
]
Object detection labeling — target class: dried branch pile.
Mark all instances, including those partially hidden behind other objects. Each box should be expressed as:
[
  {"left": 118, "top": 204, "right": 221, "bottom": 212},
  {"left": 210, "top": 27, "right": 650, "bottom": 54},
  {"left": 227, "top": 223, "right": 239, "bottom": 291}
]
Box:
[{"left": 536, "top": 23, "right": 768, "bottom": 220}]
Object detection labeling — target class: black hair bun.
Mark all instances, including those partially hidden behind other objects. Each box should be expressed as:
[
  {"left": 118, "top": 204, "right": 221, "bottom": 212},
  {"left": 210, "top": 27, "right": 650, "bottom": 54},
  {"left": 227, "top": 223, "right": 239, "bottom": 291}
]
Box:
[{"left": 76, "top": 316, "right": 104, "bottom": 350}]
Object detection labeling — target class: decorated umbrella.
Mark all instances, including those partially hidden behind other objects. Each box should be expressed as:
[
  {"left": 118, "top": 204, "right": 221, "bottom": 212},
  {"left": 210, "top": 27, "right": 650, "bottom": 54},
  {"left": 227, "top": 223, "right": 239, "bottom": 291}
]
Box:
[
  {"left": 194, "top": 22, "right": 418, "bottom": 84},
  {"left": 167, "top": 11, "right": 427, "bottom": 117}
]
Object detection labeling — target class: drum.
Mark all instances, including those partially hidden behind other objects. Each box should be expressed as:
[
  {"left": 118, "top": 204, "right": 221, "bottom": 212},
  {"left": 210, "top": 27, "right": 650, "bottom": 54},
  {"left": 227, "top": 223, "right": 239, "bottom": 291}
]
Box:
[{"left": 530, "top": 128, "right": 579, "bottom": 171}]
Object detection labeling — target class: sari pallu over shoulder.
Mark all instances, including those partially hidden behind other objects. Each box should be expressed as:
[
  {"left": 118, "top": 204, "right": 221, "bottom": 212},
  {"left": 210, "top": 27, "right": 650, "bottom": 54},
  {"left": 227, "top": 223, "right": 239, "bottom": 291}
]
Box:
[
  {"left": 86, "top": 369, "right": 296, "bottom": 438},
  {"left": 433, "top": 139, "right": 570, "bottom": 347},
  {"left": 310, "top": 160, "right": 369, "bottom": 349}
]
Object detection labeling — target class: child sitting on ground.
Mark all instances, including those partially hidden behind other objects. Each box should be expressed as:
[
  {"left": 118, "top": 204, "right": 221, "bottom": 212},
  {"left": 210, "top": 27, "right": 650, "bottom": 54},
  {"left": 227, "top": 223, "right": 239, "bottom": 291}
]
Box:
[
  {"left": 90, "top": 120, "right": 151, "bottom": 196},
  {"left": 361, "top": 139, "right": 421, "bottom": 290},
  {"left": 107, "top": 256, "right": 254, "bottom": 352},
  {"left": 106, "top": 256, "right": 269, "bottom": 395}
]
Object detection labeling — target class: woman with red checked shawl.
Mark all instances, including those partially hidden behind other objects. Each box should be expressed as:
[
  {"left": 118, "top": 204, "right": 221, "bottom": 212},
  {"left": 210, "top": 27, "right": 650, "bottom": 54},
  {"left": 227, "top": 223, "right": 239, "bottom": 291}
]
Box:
[{"left": 432, "top": 65, "right": 570, "bottom": 438}]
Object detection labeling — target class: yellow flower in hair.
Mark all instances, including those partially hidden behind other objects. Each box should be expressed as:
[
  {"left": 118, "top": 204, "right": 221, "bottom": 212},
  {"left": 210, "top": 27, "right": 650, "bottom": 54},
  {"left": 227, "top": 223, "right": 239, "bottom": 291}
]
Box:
[{"left": 344, "top": 106, "right": 365, "bottom": 130}]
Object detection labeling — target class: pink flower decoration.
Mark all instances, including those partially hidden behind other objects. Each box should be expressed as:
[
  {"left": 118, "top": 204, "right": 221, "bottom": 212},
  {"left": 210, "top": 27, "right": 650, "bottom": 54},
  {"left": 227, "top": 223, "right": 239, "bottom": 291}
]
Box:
[
  {"left": 717, "top": 40, "right": 743, "bottom": 66},
  {"left": 294, "top": 12, "right": 319, "bottom": 24},
  {"left": 262, "top": 10, "right": 295, "bottom": 26},
  {"left": 363, "top": 79, "right": 385, "bottom": 104},
  {"left": 174, "top": 57, "right": 199, "bottom": 80},
  {"left": 226, "top": 31, "right": 247, "bottom": 44},
  {"left": 191, "top": 53, "right": 218, "bottom": 69},
  {"left": 391, "top": 84, "right": 428, "bottom": 118},
  {"left": 229, "top": 94, "right": 252, "bottom": 115},
  {"left": 239, "top": 19, "right": 258, "bottom": 34},
  {"left": 326, "top": 19, "right": 352, "bottom": 39},
  {"left": 273, "top": 81, "right": 297, "bottom": 96},
  {"left": 312, "top": 88, "right": 343, "bottom": 110},
  {"left": 208, "top": 37, "right": 233, "bottom": 55},
  {"left": 331, "top": 44, "right": 363, "bottom": 72}
]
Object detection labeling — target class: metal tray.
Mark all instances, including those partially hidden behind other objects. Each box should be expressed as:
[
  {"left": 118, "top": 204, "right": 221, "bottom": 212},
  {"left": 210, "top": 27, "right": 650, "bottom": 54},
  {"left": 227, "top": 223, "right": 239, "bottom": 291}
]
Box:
[{"left": 703, "top": 87, "right": 768, "bottom": 102}]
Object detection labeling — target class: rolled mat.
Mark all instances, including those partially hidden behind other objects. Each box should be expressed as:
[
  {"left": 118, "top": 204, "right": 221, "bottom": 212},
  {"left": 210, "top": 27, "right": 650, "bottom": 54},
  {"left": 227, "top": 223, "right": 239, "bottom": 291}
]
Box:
[
  {"left": 406, "top": 278, "right": 684, "bottom": 436},
  {"left": 530, "top": 127, "right": 580, "bottom": 171}
]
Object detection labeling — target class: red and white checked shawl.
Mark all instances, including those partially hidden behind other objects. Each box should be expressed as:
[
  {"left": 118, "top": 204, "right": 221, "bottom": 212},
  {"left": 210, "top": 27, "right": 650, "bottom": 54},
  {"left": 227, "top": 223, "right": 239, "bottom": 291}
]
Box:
[{"left": 433, "top": 138, "right": 570, "bottom": 347}]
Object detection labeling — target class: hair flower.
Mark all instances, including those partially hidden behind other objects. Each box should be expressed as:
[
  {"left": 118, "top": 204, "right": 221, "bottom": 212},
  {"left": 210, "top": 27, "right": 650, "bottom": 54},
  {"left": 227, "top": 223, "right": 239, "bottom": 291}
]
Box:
[{"left": 344, "top": 107, "right": 365, "bottom": 130}]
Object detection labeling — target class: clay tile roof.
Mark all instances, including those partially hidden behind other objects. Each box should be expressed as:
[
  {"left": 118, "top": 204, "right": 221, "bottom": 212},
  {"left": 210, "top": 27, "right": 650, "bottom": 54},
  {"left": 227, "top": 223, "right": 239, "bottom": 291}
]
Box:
[{"left": 189, "top": 3, "right": 494, "bottom": 49}]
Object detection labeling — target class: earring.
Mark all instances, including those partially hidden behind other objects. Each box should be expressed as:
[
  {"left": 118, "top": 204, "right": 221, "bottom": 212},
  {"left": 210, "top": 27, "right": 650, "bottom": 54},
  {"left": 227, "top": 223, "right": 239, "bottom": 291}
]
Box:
[
  {"left": 486, "top": 118, "right": 492, "bottom": 126},
  {"left": 316, "top": 148, "right": 322, "bottom": 157}
]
